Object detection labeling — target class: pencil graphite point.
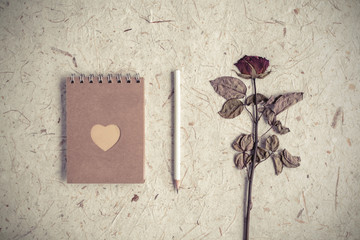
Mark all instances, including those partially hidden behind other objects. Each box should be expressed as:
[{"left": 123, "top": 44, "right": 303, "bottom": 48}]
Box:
[{"left": 175, "top": 180, "right": 180, "bottom": 193}]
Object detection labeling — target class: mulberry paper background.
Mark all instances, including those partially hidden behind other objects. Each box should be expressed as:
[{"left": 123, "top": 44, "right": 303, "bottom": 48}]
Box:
[{"left": 1, "top": 0, "right": 360, "bottom": 239}]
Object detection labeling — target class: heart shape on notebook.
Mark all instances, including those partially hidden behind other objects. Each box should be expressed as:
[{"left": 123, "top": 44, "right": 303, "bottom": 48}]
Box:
[{"left": 91, "top": 124, "right": 120, "bottom": 151}]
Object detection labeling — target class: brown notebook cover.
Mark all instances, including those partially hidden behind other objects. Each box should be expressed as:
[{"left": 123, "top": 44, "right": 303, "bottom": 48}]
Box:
[{"left": 66, "top": 74, "right": 144, "bottom": 183}]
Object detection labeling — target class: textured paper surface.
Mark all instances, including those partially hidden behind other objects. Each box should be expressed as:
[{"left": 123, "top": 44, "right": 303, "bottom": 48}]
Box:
[
  {"left": 66, "top": 76, "right": 144, "bottom": 183},
  {"left": 0, "top": 0, "right": 360, "bottom": 239}
]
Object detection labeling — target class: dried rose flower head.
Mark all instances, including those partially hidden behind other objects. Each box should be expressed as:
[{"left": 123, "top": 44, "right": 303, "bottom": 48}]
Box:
[{"left": 234, "top": 55, "right": 271, "bottom": 79}]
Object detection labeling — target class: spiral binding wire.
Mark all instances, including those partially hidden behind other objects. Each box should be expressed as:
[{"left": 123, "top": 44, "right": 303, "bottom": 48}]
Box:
[
  {"left": 79, "top": 74, "right": 84, "bottom": 83},
  {"left": 69, "top": 73, "right": 141, "bottom": 84},
  {"left": 116, "top": 74, "right": 122, "bottom": 83}
]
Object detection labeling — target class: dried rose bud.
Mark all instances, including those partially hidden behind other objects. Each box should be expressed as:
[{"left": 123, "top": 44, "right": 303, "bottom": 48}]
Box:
[{"left": 234, "top": 55, "right": 270, "bottom": 79}]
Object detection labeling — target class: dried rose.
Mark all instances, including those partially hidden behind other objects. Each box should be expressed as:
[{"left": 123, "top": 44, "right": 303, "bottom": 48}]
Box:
[{"left": 234, "top": 55, "right": 270, "bottom": 79}]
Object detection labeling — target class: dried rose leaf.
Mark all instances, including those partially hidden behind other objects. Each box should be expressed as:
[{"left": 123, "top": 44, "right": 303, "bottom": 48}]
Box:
[
  {"left": 232, "top": 135, "right": 243, "bottom": 152},
  {"left": 262, "top": 109, "right": 290, "bottom": 134},
  {"left": 265, "top": 135, "right": 279, "bottom": 152},
  {"left": 272, "top": 120, "right": 290, "bottom": 135},
  {"left": 270, "top": 92, "right": 304, "bottom": 115},
  {"left": 232, "top": 134, "right": 245, "bottom": 152},
  {"left": 232, "top": 134, "right": 254, "bottom": 152},
  {"left": 272, "top": 154, "right": 283, "bottom": 175},
  {"left": 245, "top": 94, "right": 268, "bottom": 105},
  {"left": 234, "top": 152, "right": 251, "bottom": 169},
  {"left": 218, "top": 99, "right": 244, "bottom": 119},
  {"left": 210, "top": 76, "right": 247, "bottom": 100},
  {"left": 256, "top": 147, "right": 270, "bottom": 161},
  {"left": 281, "top": 149, "right": 301, "bottom": 168},
  {"left": 240, "top": 134, "right": 254, "bottom": 151},
  {"left": 264, "top": 95, "right": 277, "bottom": 106},
  {"left": 262, "top": 108, "right": 276, "bottom": 125}
]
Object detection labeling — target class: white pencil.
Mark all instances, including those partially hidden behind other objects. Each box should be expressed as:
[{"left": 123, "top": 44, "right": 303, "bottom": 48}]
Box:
[{"left": 174, "top": 70, "right": 181, "bottom": 193}]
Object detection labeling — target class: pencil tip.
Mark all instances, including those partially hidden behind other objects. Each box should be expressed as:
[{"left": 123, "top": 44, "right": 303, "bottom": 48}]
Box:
[{"left": 175, "top": 180, "right": 180, "bottom": 193}]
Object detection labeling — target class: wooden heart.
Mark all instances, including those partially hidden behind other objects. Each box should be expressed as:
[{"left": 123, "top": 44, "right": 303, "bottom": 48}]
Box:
[{"left": 91, "top": 124, "right": 120, "bottom": 151}]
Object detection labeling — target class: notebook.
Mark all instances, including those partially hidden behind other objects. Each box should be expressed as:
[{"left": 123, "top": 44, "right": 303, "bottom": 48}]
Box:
[{"left": 66, "top": 74, "right": 145, "bottom": 183}]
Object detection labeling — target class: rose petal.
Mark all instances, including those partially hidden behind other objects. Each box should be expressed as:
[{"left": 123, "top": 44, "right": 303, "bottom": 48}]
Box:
[
  {"left": 234, "top": 56, "right": 270, "bottom": 78},
  {"left": 234, "top": 58, "right": 251, "bottom": 75}
]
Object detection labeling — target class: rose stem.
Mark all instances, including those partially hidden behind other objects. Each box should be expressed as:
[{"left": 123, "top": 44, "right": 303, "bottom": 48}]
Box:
[{"left": 245, "top": 78, "right": 259, "bottom": 240}]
